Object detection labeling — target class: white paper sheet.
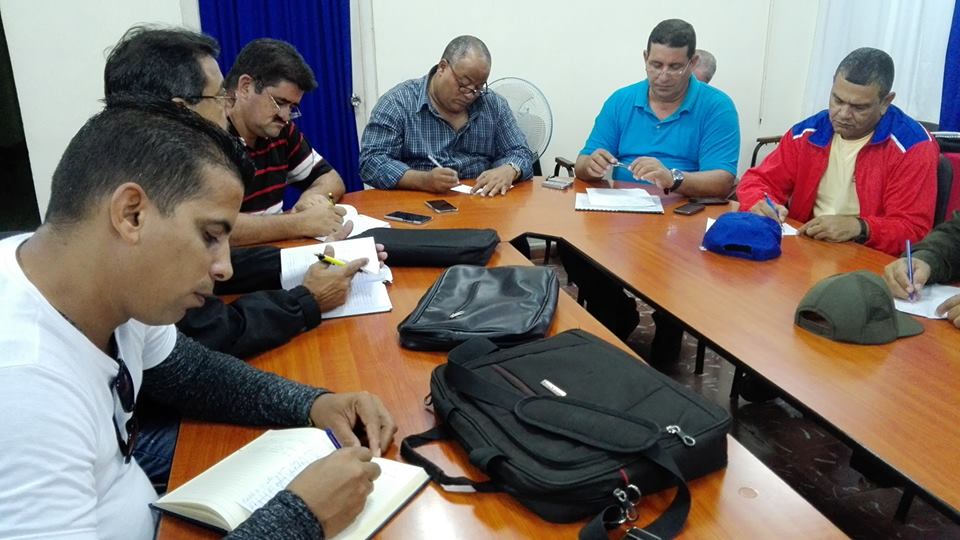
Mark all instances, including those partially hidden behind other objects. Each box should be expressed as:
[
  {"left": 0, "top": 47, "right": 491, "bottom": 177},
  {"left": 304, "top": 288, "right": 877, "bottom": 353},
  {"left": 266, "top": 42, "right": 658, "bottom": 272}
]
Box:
[{"left": 894, "top": 284, "right": 960, "bottom": 319}]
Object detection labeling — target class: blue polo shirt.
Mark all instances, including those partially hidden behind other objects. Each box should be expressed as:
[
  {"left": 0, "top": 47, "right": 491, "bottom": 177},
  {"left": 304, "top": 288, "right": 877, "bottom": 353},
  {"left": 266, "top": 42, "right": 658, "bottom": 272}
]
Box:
[{"left": 581, "top": 75, "right": 740, "bottom": 182}]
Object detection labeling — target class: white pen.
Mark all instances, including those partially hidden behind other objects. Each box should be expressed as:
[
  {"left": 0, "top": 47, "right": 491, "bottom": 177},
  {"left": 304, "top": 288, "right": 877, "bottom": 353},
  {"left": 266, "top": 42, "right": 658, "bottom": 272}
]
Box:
[{"left": 427, "top": 154, "right": 443, "bottom": 169}]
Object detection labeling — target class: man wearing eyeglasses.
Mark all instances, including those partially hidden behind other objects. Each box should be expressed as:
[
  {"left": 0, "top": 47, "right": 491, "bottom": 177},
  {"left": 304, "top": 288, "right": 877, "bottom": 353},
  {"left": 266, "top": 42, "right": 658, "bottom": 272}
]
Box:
[
  {"left": 224, "top": 38, "right": 350, "bottom": 245},
  {"left": 567, "top": 19, "right": 740, "bottom": 365},
  {"left": 359, "top": 35, "right": 536, "bottom": 196},
  {"left": 0, "top": 103, "right": 394, "bottom": 540},
  {"left": 102, "top": 26, "right": 385, "bottom": 484}
]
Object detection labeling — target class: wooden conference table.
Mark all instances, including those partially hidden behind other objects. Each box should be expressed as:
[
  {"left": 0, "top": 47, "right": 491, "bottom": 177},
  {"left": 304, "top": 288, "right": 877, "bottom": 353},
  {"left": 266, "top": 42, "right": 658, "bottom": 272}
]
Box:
[
  {"left": 158, "top": 219, "right": 844, "bottom": 536},
  {"left": 333, "top": 178, "right": 960, "bottom": 519}
]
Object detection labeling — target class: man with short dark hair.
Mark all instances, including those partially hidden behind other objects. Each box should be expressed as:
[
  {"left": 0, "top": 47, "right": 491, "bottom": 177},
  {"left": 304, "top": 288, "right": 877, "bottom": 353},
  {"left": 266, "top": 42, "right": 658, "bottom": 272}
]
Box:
[
  {"left": 224, "top": 38, "right": 350, "bottom": 245},
  {"left": 359, "top": 35, "right": 535, "bottom": 196},
  {"left": 567, "top": 19, "right": 740, "bottom": 364},
  {"left": 0, "top": 102, "right": 394, "bottom": 539},
  {"left": 693, "top": 49, "right": 716, "bottom": 84},
  {"left": 104, "top": 26, "right": 372, "bottom": 362},
  {"left": 738, "top": 47, "right": 938, "bottom": 256}
]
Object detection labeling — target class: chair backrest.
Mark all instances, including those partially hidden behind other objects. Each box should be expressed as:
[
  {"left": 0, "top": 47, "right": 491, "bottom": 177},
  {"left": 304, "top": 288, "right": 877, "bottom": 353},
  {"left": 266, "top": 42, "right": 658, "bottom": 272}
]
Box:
[{"left": 938, "top": 153, "right": 960, "bottom": 225}]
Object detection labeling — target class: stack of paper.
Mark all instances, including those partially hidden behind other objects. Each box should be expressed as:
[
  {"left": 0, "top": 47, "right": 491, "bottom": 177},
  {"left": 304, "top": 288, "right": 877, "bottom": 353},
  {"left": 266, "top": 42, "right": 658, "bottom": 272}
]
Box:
[
  {"left": 280, "top": 237, "right": 393, "bottom": 319},
  {"left": 575, "top": 188, "right": 664, "bottom": 213}
]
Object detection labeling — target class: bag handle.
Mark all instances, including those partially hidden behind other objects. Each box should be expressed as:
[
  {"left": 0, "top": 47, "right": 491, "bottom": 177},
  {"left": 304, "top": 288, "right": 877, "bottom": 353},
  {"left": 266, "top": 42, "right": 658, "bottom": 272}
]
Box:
[
  {"left": 400, "top": 425, "right": 500, "bottom": 493},
  {"left": 579, "top": 443, "right": 691, "bottom": 540}
]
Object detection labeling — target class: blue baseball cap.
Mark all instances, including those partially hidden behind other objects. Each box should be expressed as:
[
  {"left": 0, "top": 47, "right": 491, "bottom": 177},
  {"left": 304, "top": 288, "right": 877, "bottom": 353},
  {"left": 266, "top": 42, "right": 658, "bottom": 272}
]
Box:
[{"left": 702, "top": 212, "right": 782, "bottom": 261}]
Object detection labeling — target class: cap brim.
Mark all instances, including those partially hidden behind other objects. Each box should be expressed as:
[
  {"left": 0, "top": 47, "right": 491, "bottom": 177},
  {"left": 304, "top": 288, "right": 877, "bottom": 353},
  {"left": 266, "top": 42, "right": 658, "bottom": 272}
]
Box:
[{"left": 895, "top": 311, "right": 924, "bottom": 338}]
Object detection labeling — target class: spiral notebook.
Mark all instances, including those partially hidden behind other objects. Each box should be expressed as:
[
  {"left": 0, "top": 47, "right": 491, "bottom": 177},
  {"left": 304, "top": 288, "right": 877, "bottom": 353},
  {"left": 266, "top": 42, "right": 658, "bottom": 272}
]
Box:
[{"left": 574, "top": 188, "right": 664, "bottom": 214}]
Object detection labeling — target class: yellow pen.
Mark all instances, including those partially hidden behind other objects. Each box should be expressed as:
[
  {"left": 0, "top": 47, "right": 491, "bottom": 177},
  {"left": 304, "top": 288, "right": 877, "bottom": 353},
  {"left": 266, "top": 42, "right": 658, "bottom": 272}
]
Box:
[{"left": 315, "top": 253, "right": 373, "bottom": 273}]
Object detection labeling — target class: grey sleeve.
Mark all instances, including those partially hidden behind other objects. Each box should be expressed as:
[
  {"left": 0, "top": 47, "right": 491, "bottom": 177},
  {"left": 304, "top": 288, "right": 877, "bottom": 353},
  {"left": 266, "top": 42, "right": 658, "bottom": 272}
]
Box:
[
  {"left": 140, "top": 332, "right": 328, "bottom": 426},
  {"left": 226, "top": 490, "right": 324, "bottom": 539}
]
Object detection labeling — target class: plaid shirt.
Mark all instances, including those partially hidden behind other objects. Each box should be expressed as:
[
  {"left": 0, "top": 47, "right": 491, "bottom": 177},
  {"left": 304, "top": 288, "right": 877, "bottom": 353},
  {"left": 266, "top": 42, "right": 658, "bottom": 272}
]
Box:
[{"left": 359, "top": 67, "right": 536, "bottom": 189}]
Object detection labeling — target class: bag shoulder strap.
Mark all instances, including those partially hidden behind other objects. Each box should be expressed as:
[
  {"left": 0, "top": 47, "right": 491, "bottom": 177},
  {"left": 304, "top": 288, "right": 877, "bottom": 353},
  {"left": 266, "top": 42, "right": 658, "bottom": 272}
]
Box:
[{"left": 400, "top": 425, "right": 499, "bottom": 493}]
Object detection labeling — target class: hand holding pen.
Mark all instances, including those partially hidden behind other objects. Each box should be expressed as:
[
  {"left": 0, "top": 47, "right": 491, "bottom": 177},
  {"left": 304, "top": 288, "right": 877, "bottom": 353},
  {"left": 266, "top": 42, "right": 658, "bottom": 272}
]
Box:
[{"left": 424, "top": 154, "right": 460, "bottom": 192}]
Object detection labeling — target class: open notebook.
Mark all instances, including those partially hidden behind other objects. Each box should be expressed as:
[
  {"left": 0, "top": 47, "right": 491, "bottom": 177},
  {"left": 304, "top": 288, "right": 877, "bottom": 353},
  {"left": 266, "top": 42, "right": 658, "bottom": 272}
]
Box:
[
  {"left": 153, "top": 428, "right": 429, "bottom": 538},
  {"left": 575, "top": 188, "right": 664, "bottom": 213},
  {"left": 280, "top": 237, "right": 393, "bottom": 319}
]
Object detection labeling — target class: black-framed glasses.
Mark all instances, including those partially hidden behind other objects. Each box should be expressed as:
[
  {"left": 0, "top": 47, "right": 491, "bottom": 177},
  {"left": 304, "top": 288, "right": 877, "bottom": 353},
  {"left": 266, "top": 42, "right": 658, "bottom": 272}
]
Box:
[
  {"left": 185, "top": 92, "right": 237, "bottom": 108},
  {"left": 446, "top": 62, "right": 488, "bottom": 98},
  {"left": 111, "top": 356, "right": 139, "bottom": 463}
]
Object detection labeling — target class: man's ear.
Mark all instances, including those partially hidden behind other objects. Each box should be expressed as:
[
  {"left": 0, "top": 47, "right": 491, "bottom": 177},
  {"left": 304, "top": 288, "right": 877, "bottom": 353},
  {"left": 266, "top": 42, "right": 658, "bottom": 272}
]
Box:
[
  {"left": 237, "top": 74, "right": 256, "bottom": 98},
  {"left": 880, "top": 91, "right": 896, "bottom": 114},
  {"left": 109, "top": 182, "right": 150, "bottom": 244},
  {"left": 689, "top": 53, "right": 700, "bottom": 71}
]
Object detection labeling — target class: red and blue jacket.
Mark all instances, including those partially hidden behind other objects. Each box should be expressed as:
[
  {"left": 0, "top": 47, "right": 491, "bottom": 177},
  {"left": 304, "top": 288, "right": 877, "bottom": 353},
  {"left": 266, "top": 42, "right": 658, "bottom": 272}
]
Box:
[{"left": 737, "top": 105, "right": 938, "bottom": 256}]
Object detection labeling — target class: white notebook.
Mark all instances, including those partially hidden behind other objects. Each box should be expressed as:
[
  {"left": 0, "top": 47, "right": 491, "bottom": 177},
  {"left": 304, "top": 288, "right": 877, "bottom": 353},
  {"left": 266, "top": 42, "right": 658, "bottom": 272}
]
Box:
[
  {"left": 575, "top": 188, "right": 664, "bottom": 213},
  {"left": 280, "top": 237, "right": 393, "bottom": 318},
  {"left": 153, "top": 428, "right": 429, "bottom": 537}
]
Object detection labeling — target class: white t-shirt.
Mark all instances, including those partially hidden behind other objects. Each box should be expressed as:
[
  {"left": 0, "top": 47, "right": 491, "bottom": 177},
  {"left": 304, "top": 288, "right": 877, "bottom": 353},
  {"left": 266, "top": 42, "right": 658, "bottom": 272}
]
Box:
[{"left": 0, "top": 233, "right": 177, "bottom": 540}]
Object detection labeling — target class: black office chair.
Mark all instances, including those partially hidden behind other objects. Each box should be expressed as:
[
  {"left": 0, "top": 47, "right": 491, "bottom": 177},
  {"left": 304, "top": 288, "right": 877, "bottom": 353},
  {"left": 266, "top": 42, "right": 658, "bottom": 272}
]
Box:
[
  {"left": 934, "top": 154, "right": 955, "bottom": 226},
  {"left": 750, "top": 135, "right": 781, "bottom": 167}
]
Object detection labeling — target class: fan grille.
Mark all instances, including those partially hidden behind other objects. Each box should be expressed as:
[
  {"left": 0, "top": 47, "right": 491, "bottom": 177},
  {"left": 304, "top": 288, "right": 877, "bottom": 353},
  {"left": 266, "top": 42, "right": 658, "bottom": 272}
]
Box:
[{"left": 489, "top": 78, "right": 552, "bottom": 158}]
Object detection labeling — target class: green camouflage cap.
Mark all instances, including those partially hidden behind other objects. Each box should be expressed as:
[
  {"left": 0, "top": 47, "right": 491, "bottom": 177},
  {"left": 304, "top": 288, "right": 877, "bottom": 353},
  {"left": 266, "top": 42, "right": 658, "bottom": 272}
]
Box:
[{"left": 795, "top": 270, "right": 923, "bottom": 344}]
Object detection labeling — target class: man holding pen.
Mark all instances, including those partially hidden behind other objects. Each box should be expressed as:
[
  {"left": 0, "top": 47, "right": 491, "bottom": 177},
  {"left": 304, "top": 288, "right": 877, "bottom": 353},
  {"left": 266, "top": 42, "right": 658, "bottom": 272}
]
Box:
[
  {"left": 359, "top": 35, "right": 535, "bottom": 196},
  {"left": 884, "top": 219, "right": 960, "bottom": 327},
  {"left": 738, "top": 48, "right": 937, "bottom": 256}
]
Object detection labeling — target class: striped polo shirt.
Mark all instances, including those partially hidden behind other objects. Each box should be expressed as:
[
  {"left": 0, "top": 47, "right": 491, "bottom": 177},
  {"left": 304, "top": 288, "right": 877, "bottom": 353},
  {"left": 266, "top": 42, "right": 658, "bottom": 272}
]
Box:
[{"left": 229, "top": 120, "right": 333, "bottom": 214}]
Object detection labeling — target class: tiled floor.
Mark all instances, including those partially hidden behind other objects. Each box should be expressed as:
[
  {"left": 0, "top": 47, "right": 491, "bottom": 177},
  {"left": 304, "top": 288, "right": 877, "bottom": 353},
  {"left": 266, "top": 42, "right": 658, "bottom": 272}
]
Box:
[{"left": 532, "top": 242, "right": 960, "bottom": 539}]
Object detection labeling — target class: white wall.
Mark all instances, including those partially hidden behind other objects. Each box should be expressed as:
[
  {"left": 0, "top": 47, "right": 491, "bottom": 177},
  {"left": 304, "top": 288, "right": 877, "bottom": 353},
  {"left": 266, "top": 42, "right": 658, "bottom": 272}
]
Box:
[
  {"left": 0, "top": 0, "right": 199, "bottom": 216},
  {"left": 360, "top": 0, "right": 822, "bottom": 177}
]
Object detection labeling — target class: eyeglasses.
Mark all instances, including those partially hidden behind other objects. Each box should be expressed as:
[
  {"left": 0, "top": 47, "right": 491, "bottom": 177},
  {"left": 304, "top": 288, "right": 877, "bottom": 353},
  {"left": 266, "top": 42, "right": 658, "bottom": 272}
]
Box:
[
  {"left": 185, "top": 92, "right": 236, "bottom": 108},
  {"left": 111, "top": 356, "right": 139, "bottom": 463},
  {"left": 446, "top": 62, "right": 488, "bottom": 98},
  {"left": 645, "top": 59, "right": 692, "bottom": 79},
  {"left": 267, "top": 92, "right": 302, "bottom": 120}
]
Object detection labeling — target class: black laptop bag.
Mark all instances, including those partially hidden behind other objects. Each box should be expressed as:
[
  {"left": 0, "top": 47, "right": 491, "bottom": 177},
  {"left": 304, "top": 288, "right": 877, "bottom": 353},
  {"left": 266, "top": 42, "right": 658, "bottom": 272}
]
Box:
[
  {"left": 401, "top": 330, "right": 732, "bottom": 539},
  {"left": 353, "top": 228, "right": 499, "bottom": 267},
  {"left": 397, "top": 265, "right": 559, "bottom": 351}
]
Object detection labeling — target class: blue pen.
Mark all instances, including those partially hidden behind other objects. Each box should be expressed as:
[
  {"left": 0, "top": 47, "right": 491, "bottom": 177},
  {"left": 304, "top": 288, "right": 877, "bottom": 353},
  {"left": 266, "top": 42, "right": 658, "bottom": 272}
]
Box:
[
  {"left": 325, "top": 428, "right": 342, "bottom": 449},
  {"left": 764, "top": 193, "right": 782, "bottom": 224},
  {"left": 906, "top": 239, "right": 916, "bottom": 302}
]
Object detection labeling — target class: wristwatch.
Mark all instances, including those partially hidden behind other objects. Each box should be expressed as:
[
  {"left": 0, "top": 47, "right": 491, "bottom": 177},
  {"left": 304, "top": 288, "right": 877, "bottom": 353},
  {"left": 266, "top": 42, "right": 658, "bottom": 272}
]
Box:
[
  {"left": 669, "top": 168, "right": 685, "bottom": 191},
  {"left": 507, "top": 162, "right": 522, "bottom": 181},
  {"left": 854, "top": 218, "right": 869, "bottom": 244}
]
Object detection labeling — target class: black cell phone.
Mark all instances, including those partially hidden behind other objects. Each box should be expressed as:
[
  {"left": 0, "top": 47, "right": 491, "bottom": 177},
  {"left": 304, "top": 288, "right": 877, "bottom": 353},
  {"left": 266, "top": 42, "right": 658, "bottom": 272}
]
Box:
[
  {"left": 384, "top": 211, "right": 433, "bottom": 225},
  {"left": 673, "top": 203, "right": 705, "bottom": 215},
  {"left": 687, "top": 197, "right": 730, "bottom": 205},
  {"left": 425, "top": 199, "right": 458, "bottom": 213}
]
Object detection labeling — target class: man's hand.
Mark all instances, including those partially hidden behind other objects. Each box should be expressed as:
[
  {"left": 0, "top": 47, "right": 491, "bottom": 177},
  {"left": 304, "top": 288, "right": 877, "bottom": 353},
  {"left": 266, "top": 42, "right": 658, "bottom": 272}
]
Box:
[
  {"left": 420, "top": 167, "right": 460, "bottom": 193},
  {"left": 628, "top": 157, "right": 673, "bottom": 189},
  {"left": 287, "top": 447, "right": 381, "bottom": 537},
  {"left": 293, "top": 203, "right": 347, "bottom": 238},
  {"left": 294, "top": 192, "right": 334, "bottom": 212},
  {"left": 749, "top": 199, "right": 788, "bottom": 222},
  {"left": 302, "top": 247, "right": 367, "bottom": 310},
  {"left": 581, "top": 149, "right": 617, "bottom": 179},
  {"left": 309, "top": 392, "right": 397, "bottom": 457},
  {"left": 936, "top": 294, "right": 960, "bottom": 327},
  {"left": 883, "top": 257, "right": 931, "bottom": 300},
  {"left": 798, "top": 215, "right": 861, "bottom": 242},
  {"left": 472, "top": 164, "right": 516, "bottom": 196}
]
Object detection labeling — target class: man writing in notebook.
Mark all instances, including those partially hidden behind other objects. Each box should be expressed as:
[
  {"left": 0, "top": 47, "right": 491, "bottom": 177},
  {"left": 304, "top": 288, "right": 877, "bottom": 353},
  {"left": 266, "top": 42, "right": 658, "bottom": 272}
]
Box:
[
  {"left": 359, "top": 35, "right": 536, "bottom": 196},
  {"left": 0, "top": 102, "right": 394, "bottom": 539},
  {"left": 224, "top": 38, "right": 351, "bottom": 245},
  {"left": 104, "top": 26, "right": 385, "bottom": 363},
  {"left": 566, "top": 19, "right": 740, "bottom": 364},
  {"left": 737, "top": 47, "right": 937, "bottom": 257}
]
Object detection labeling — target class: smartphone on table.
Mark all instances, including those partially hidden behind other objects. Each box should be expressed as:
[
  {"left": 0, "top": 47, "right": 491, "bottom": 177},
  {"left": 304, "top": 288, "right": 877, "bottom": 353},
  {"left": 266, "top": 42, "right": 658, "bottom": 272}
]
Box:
[
  {"left": 687, "top": 197, "right": 730, "bottom": 205},
  {"left": 425, "top": 199, "right": 458, "bottom": 213},
  {"left": 384, "top": 211, "right": 433, "bottom": 225},
  {"left": 673, "top": 203, "right": 705, "bottom": 215}
]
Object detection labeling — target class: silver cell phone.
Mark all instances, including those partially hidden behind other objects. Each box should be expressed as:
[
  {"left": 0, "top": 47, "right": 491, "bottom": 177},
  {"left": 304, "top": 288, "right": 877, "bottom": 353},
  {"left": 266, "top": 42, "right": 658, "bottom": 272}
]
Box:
[
  {"left": 543, "top": 177, "right": 574, "bottom": 190},
  {"left": 384, "top": 211, "right": 432, "bottom": 225},
  {"left": 425, "top": 199, "right": 458, "bottom": 213}
]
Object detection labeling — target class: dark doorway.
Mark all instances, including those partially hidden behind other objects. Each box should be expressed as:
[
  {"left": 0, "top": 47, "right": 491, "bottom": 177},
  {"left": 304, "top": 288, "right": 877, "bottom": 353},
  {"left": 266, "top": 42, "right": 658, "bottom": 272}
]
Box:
[{"left": 0, "top": 12, "right": 40, "bottom": 231}]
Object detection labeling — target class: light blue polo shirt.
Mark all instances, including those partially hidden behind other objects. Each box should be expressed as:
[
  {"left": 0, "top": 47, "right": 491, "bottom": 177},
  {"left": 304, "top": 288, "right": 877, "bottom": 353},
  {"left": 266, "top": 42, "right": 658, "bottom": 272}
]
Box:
[{"left": 581, "top": 75, "right": 740, "bottom": 182}]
